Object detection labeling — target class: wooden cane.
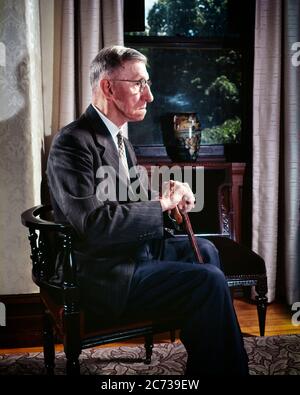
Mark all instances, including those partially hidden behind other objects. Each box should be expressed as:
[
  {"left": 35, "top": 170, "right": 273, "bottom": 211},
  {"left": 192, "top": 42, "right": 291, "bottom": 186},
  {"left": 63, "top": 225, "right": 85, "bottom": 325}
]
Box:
[{"left": 171, "top": 206, "right": 204, "bottom": 263}]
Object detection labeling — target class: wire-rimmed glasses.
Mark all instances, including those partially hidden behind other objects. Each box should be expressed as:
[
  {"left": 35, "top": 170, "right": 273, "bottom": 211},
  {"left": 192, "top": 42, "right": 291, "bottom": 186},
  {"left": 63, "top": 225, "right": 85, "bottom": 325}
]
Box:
[{"left": 108, "top": 78, "right": 152, "bottom": 93}]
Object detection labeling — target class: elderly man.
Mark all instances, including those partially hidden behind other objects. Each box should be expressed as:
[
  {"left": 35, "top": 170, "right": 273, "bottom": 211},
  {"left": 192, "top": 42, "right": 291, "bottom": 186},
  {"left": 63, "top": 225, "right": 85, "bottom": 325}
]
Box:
[{"left": 47, "top": 45, "right": 248, "bottom": 376}]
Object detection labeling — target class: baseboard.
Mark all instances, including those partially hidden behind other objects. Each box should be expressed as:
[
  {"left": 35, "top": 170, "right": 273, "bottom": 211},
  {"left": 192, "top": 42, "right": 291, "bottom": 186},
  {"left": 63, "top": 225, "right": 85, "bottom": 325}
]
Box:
[{"left": 0, "top": 293, "right": 44, "bottom": 348}]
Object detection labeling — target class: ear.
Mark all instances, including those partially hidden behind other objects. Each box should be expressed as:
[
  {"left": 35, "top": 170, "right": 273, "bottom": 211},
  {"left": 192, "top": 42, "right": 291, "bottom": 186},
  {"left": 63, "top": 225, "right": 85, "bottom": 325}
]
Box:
[{"left": 100, "top": 79, "right": 113, "bottom": 98}]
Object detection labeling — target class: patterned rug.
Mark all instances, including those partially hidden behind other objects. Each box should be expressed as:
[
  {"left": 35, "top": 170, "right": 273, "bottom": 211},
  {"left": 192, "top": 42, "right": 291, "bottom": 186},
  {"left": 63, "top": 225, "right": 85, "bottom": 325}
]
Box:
[{"left": 1, "top": 334, "right": 300, "bottom": 375}]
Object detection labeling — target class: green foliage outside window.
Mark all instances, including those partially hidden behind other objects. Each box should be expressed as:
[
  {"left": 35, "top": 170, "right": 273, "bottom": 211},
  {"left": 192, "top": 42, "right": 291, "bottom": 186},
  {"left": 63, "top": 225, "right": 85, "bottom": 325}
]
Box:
[
  {"left": 127, "top": 0, "right": 243, "bottom": 146},
  {"left": 147, "top": 0, "right": 228, "bottom": 37}
]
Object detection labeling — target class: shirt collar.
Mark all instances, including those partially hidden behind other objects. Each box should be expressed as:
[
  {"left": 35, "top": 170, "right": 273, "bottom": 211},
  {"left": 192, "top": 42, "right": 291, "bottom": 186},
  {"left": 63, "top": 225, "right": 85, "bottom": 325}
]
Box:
[{"left": 92, "top": 104, "right": 123, "bottom": 145}]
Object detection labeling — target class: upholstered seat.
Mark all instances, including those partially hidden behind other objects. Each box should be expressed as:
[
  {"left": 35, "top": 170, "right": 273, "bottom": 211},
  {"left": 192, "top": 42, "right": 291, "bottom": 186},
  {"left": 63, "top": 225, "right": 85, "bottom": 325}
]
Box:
[
  {"left": 206, "top": 235, "right": 268, "bottom": 336},
  {"left": 207, "top": 236, "right": 266, "bottom": 276},
  {"left": 164, "top": 165, "right": 268, "bottom": 337}
]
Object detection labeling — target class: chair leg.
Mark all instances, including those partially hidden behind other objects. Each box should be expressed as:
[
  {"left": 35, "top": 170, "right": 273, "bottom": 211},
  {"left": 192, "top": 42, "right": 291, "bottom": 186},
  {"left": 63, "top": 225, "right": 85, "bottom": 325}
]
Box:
[
  {"left": 66, "top": 357, "right": 80, "bottom": 375},
  {"left": 255, "top": 277, "right": 268, "bottom": 336},
  {"left": 170, "top": 330, "right": 176, "bottom": 343},
  {"left": 63, "top": 310, "right": 81, "bottom": 375},
  {"left": 43, "top": 310, "right": 55, "bottom": 375},
  {"left": 144, "top": 334, "right": 153, "bottom": 364},
  {"left": 256, "top": 294, "right": 268, "bottom": 336}
]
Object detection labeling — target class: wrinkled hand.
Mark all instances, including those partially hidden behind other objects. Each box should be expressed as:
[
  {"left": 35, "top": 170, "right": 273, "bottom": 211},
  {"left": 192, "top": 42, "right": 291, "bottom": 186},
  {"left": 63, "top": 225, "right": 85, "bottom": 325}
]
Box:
[{"left": 159, "top": 180, "right": 195, "bottom": 213}]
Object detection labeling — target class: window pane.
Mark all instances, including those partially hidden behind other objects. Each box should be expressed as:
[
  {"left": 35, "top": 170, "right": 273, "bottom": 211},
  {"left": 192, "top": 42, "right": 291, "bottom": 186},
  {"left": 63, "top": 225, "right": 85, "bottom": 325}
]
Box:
[
  {"left": 129, "top": 0, "right": 234, "bottom": 38},
  {"left": 128, "top": 47, "right": 242, "bottom": 145}
]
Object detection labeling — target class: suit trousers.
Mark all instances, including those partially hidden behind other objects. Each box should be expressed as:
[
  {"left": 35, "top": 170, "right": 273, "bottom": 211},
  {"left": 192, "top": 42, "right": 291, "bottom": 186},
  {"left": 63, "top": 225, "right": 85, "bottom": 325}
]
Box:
[{"left": 121, "top": 236, "right": 249, "bottom": 376}]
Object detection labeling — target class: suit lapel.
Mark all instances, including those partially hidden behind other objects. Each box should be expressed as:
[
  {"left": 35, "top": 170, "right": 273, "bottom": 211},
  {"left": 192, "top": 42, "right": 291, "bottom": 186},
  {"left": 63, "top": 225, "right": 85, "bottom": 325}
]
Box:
[
  {"left": 84, "top": 105, "right": 131, "bottom": 200},
  {"left": 84, "top": 104, "right": 120, "bottom": 174},
  {"left": 124, "top": 139, "right": 136, "bottom": 170},
  {"left": 124, "top": 136, "right": 149, "bottom": 200},
  {"left": 84, "top": 104, "right": 149, "bottom": 202}
]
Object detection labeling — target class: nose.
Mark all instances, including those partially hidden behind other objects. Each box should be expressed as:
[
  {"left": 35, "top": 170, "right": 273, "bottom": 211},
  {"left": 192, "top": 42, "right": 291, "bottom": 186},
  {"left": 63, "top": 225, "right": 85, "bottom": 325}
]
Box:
[{"left": 142, "top": 83, "right": 154, "bottom": 103}]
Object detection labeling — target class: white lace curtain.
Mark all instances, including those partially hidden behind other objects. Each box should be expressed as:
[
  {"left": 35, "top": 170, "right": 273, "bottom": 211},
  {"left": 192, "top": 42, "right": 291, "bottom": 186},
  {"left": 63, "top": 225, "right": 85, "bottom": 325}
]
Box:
[{"left": 0, "top": 0, "right": 43, "bottom": 294}]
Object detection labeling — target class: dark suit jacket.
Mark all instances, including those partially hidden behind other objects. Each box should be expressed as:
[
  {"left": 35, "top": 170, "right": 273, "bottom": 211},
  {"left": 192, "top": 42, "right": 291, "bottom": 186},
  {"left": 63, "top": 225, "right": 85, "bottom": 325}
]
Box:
[{"left": 46, "top": 104, "right": 164, "bottom": 318}]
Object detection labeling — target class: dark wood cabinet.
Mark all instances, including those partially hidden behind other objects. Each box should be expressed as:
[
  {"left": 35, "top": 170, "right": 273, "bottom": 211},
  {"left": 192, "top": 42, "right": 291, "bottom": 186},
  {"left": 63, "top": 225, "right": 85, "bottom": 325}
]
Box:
[{"left": 137, "top": 158, "right": 246, "bottom": 243}]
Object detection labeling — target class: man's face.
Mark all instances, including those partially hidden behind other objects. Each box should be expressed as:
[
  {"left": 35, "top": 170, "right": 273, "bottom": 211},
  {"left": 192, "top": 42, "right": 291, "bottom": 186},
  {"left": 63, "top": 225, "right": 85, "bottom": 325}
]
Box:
[{"left": 109, "top": 60, "right": 154, "bottom": 125}]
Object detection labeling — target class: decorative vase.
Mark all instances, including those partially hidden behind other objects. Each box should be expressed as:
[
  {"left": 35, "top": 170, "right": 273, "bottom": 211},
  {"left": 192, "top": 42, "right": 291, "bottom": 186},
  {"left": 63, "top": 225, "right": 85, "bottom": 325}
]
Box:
[{"left": 162, "top": 112, "right": 201, "bottom": 162}]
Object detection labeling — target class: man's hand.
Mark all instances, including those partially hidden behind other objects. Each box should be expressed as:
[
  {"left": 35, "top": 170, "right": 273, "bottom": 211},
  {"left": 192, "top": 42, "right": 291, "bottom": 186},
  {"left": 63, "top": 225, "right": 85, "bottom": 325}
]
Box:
[{"left": 159, "top": 180, "right": 195, "bottom": 213}]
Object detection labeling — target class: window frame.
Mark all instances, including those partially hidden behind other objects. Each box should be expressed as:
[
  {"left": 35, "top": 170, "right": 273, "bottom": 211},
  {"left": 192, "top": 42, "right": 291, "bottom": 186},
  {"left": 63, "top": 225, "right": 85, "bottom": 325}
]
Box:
[{"left": 124, "top": 1, "right": 255, "bottom": 162}]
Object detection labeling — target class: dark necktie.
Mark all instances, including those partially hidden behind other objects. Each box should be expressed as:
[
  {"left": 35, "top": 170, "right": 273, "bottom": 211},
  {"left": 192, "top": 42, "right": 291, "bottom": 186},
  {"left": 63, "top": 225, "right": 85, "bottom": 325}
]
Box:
[{"left": 117, "top": 131, "right": 130, "bottom": 178}]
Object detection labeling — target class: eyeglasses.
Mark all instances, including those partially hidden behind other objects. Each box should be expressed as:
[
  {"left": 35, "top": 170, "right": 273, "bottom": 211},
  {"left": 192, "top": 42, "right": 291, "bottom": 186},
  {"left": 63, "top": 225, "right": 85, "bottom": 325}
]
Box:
[{"left": 108, "top": 78, "right": 152, "bottom": 93}]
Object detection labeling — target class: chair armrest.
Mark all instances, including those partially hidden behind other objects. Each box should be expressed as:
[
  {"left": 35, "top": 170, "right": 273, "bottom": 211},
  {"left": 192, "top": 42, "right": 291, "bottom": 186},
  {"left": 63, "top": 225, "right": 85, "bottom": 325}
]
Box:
[
  {"left": 21, "top": 205, "right": 77, "bottom": 287},
  {"left": 21, "top": 205, "right": 72, "bottom": 232}
]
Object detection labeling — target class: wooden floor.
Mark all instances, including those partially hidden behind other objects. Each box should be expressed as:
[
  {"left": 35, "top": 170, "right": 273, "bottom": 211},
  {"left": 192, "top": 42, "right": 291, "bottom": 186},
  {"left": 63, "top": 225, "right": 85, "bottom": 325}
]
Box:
[
  {"left": 234, "top": 297, "right": 300, "bottom": 337},
  {"left": 1, "top": 297, "right": 300, "bottom": 354}
]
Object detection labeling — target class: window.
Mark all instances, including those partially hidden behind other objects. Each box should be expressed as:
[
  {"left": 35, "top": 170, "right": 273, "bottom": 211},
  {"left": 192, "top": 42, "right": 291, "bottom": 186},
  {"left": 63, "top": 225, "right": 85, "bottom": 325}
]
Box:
[{"left": 125, "top": 0, "right": 255, "bottom": 161}]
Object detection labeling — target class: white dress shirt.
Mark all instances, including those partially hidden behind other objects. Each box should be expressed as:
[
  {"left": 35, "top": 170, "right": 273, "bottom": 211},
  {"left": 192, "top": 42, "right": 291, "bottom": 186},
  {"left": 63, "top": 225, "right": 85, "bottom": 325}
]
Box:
[{"left": 92, "top": 104, "right": 130, "bottom": 177}]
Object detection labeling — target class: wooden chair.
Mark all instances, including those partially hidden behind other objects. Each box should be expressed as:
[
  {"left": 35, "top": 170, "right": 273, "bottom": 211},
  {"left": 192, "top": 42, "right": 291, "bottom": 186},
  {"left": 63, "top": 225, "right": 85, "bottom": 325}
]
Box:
[
  {"left": 21, "top": 205, "right": 184, "bottom": 375},
  {"left": 174, "top": 165, "right": 268, "bottom": 336},
  {"left": 140, "top": 161, "right": 268, "bottom": 333}
]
